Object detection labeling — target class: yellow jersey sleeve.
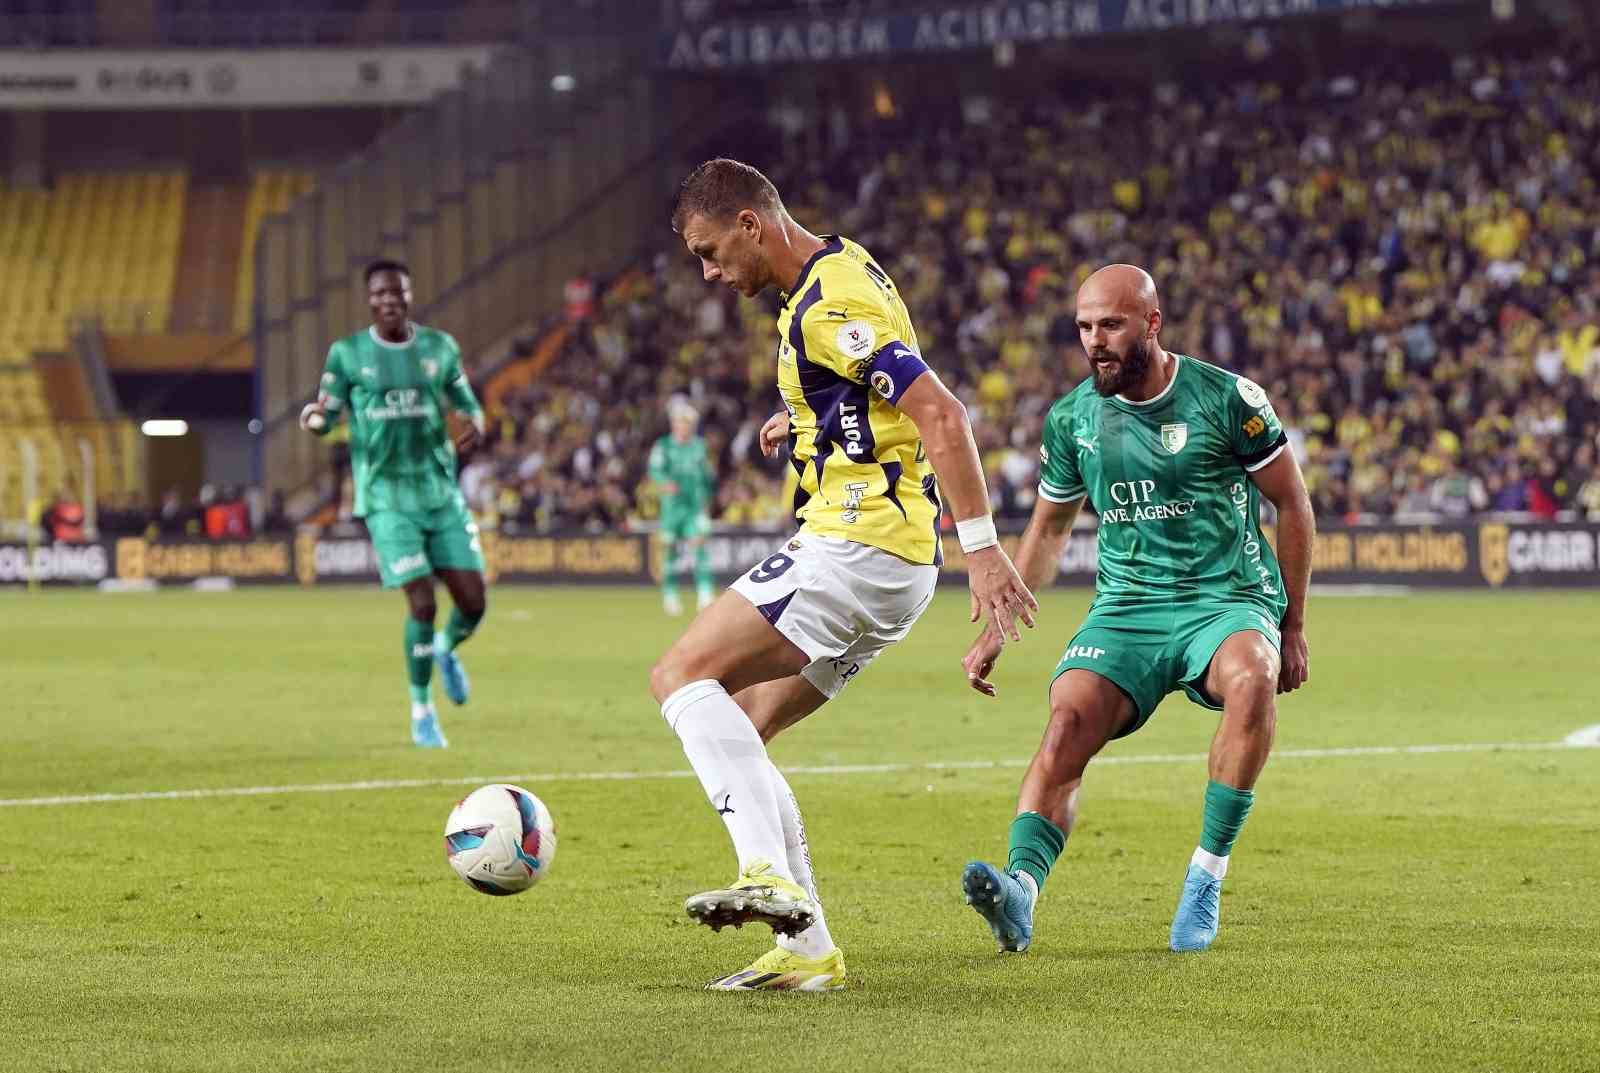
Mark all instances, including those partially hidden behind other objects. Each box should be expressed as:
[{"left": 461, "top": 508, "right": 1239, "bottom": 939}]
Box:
[{"left": 796, "top": 268, "right": 931, "bottom": 405}]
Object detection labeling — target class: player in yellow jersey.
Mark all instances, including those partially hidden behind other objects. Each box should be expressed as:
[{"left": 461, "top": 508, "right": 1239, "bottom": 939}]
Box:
[{"left": 649, "top": 158, "right": 1037, "bottom": 991}]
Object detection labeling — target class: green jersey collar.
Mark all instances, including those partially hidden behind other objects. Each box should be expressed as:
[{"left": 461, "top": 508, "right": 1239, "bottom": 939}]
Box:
[
  {"left": 1109, "top": 353, "right": 1183, "bottom": 412},
  {"left": 368, "top": 324, "right": 418, "bottom": 349}
]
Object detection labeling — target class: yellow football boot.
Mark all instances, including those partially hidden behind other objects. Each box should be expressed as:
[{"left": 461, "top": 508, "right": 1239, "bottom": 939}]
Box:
[
  {"left": 684, "top": 859, "right": 818, "bottom": 936},
  {"left": 707, "top": 946, "right": 847, "bottom": 992}
]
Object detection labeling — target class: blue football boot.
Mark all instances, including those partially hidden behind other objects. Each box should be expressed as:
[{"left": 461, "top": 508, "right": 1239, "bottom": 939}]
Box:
[
  {"left": 962, "top": 861, "right": 1035, "bottom": 953},
  {"left": 1169, "top": 864, "right": 1222, "bottom": 952},
  {"left": 433, "top": 636, "right": 471, "bottom": 706},
  {"left": 411, "top": 707, "right": 449, "bottom": 749}
]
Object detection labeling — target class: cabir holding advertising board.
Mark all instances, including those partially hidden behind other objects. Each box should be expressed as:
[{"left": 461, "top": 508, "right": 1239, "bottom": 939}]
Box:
[{"left": 1, "top": 522, "right": 1596, "bottom": 589}]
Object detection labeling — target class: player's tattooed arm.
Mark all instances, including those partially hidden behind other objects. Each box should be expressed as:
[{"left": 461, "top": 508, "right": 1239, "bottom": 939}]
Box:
[
  {"left": 962, "top": 494, "right": 1082, "bottom": 696},
  {"left": 1250, "top": 450, "right": 1314, "bottom": 693}
]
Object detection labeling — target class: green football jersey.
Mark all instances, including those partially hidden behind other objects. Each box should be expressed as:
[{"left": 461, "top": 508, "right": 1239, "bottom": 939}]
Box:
[
  {"left": 648, "top": 434, "right": 714, "bottom": 514},
  {"left": 1038, "top": 353, "right": 1289, "bottom": 613},
  {"left": 317, "top": 324, "right": 483, "bottom": 517}
]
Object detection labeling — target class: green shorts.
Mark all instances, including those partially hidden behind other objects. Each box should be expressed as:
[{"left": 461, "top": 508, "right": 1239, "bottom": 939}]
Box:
[
  {"left": 364, "top": 498, "right": 485, "bottom": 588},
  {"left": 1052, "top": 599, "right": 1283, "bottom": 739},
  {"left": 659, "top": 508, "right": 711, "bottom": 543}
]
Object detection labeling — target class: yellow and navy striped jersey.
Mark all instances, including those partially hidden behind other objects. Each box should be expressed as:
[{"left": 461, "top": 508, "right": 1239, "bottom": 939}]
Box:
[{"left": 774, "top": 235, "right": 940, "bottom": 565}]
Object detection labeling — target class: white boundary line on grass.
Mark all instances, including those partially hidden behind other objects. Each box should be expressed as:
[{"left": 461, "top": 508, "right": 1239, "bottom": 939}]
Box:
[{"left": 0, "top": 739, "right": 1592, "bottom": 809}]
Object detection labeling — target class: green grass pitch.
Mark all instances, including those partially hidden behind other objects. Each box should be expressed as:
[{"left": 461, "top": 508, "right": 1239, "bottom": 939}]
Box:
[{"left": 2, "top": 586, "right": 1596, "bottom": 1072}]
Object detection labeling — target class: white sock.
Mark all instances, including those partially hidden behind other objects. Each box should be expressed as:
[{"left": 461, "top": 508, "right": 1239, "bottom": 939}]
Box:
[
  {"left": 767, "top": 761, "right": 835, "bottom": 958},
  {"left": 661, "top": 680, "right": 793, "bottom": 882},
  {"left": 410, "top": 701, "right": 433, "bottom": 721},
  {"left": 1191, "top": 846, "right": 1229, "bottom": 880}
]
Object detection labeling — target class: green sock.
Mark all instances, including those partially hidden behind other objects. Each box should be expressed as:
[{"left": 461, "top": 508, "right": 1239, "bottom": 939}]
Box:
[
  {"left": 661, "top": 540, "right": 680, "bottom": 602},
  {"left": 1006, "top": 811, "right": 1067, "bottom": 891},
  {"left": 1199, "top": 779, "right": 1255, "bottom": 857},
  {"left": 693, "top": 544, "right": 713, "bottom": 599},
  {"left": 405, "top": 618, "right": 433, "bottom": 704},
  {"left": 437, "top": 606, "right": 483, "bottom": 653}
]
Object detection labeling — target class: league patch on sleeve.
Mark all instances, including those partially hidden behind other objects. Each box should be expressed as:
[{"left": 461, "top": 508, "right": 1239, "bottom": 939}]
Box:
[
  {"left": 835, "top": 319, "right": 877, "bottom": 359},
  {"left": 1236, "top": 377, "right": 1268, "bottom": 408}
]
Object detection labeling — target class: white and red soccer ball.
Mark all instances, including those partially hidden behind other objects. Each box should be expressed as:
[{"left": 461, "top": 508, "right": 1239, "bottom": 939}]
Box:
[{"left": 443, "top": 784, "right": 557, "bottom": 896}]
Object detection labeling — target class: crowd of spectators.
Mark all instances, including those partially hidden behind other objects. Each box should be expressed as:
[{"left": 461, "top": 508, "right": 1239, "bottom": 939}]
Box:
[
  {"left": 92, "top": 486, "right": 291, "bottom": 540},
  {"left": 469, "top": 49, "right": 1600, "bottom": 531}
]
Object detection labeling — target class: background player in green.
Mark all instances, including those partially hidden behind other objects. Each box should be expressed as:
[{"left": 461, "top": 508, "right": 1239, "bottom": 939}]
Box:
[
  {"left": 959, "top": 264, "right": 1316, "bottom": 954},
  {"left": 649, "top": 401, "right": 716, "bottom": 616},
  {"left": 299, "top": 260, "right": 489, "bottom": 749}
]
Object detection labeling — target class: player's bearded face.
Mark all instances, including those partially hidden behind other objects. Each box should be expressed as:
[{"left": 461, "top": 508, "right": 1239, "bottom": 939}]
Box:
[{"left": 1089, "top": 335, "right": 1151, "bottom": 397}]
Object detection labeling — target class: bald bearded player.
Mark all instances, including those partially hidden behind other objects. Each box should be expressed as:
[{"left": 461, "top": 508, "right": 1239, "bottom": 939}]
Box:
[{"left": 959, "top": 265, "right": 1316, "bottom": 955}]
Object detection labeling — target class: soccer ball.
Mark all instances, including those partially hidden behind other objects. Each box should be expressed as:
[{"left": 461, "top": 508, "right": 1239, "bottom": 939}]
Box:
[{"left": 443, "top": 784, "right": 557, "bottom": 896}]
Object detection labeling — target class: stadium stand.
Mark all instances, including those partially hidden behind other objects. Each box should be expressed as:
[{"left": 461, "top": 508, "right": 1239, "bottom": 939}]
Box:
[
  {"left": 234, "top": 171, "right": 316, "bottom": 332},
  {"left": 0, "top": 172, "right": 189, "bottom": 526},
  {"left": 0, "top": 171, "right": 185, "bottom": 336},
  {"left": 475, "top": 49, "right": 1600, "bottom": 530}
]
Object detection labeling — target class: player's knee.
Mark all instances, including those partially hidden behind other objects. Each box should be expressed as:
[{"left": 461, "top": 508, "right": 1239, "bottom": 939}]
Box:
[
  {"left": 1218, "top": 655, "right": 1277, "bottom": 723},
  {"left": 409, "top": 595, "right": 438, "bottom": 623},
  {"left": 1040, "top": 701, "right": 1101, "bottom": 775},
  {"left": 649, "top": 652, "right": 694, "bottom": 705},
  {"left": 460, "top": 589, "right": 487, "bottom": 622}
]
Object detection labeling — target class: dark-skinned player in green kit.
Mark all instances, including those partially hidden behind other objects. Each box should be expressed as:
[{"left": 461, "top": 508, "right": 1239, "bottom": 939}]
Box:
[
  {"left": 959, "top": 264, "right": 1315, "bottom": 954},
  {"left": 299, "top": 260, "right": 489, "bottom": 749}
]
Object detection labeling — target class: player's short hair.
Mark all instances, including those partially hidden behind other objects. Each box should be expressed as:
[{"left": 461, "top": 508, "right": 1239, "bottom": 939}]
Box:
[
  {"left": 365, "top": 259, "right": 411, "bottom": 285},
  {"left": 670, "top": 158, "right": 783, "bottom": 233}
]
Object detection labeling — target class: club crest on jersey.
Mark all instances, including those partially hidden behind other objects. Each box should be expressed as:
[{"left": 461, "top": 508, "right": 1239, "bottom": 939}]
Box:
[
  {"left": 1160, "top": 423, "right": 1188, "bottom": 454},
  {"left": 836, "top": 319, "right": 876, "bottom": 358},
  {"left": 870, "top": 370, "right": 895, "bottom": 399},
  {"left": 422, "top": 359, "right": 438, "bottom": 378}
]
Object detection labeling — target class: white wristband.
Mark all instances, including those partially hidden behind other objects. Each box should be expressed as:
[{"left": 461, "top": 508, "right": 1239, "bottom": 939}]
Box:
[{"left": 956, "top": 515, "right": 998, "bottom": 554}]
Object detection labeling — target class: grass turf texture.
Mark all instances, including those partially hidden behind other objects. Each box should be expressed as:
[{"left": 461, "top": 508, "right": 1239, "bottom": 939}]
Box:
[{"left": 1, "top": 586, "right": 1596, "bottom": 1072}]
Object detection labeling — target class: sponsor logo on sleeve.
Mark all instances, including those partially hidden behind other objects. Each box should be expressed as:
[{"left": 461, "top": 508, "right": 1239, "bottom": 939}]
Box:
[
  {"left": 1242, "top": 415, "right": 1266, "bottom": 437},
  {"left": 836, "top": 319, "right": 876, "bottom": 358}
]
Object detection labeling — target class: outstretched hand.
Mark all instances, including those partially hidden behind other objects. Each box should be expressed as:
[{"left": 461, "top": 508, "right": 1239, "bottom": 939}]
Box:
[
  {"left": 964, "top": 544, "right": 1037, "bottom": 643},
  {"left": 962, "top": 625, "right": 1005, "bottom": 696}
]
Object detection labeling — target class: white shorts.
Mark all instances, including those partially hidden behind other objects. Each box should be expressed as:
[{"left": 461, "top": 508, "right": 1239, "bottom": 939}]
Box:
[{"left": 729, "top": 531, "right": 938, "bottom": 698}]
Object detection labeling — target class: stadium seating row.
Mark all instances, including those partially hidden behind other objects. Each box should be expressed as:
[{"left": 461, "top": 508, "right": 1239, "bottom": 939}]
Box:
[
  {"left": 0, "top": 422, "right": 142, "bottom": 524},
  {"left": 0, "top": 172, "right": 185, "bottom": 339},
  {"left": 0, "top": 371, "right": 52, "bottom": 423},
  {"left": 234, "top": 171, "right": 317, "bottom": 332}
]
